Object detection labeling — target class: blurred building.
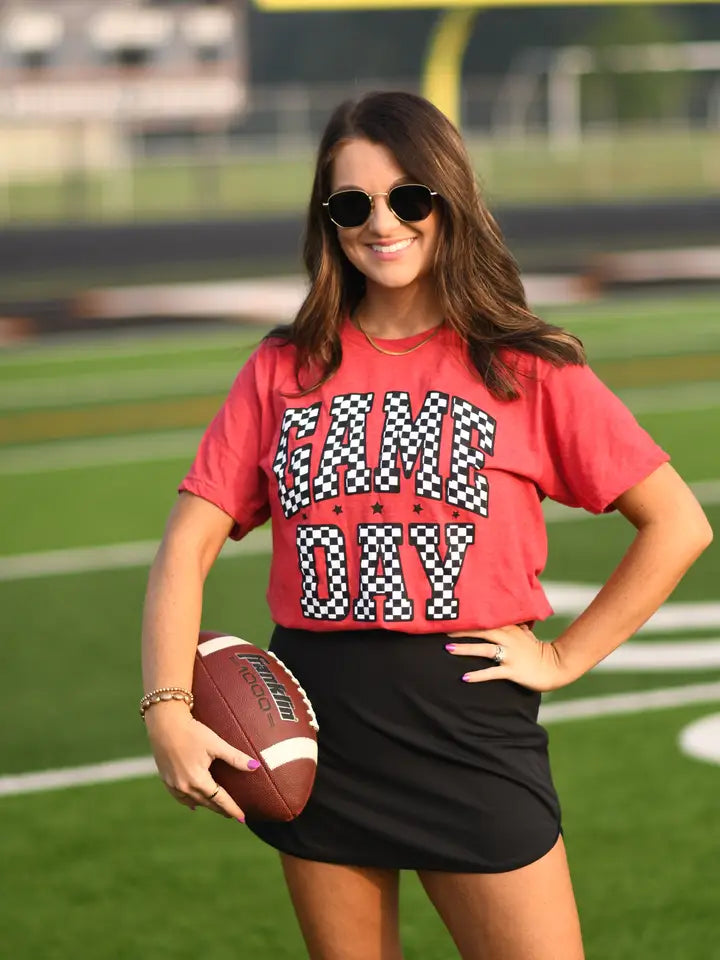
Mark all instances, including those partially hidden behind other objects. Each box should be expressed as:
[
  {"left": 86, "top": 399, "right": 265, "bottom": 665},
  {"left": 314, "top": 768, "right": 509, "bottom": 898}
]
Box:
[{"left": 0, "top": 0, "right": 247, "bottom": 178}]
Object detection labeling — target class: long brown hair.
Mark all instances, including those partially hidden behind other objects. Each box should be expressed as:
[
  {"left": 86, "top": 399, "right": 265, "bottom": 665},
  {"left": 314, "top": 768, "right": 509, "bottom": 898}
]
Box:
[{"left": 268, "top": 90, "right": 585, "bottom": 399}]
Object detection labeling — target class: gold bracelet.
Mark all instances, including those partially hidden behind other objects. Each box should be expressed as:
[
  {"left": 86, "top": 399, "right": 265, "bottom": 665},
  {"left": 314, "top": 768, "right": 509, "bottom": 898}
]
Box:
[{"left": 140, "top": 687, "right": 194, "bottom": 720}]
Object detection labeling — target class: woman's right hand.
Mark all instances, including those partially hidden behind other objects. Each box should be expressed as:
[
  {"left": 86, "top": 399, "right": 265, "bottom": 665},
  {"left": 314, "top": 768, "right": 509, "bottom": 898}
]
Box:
[{"left": 144, "top": 701, "right": 258, "bottom": 821}]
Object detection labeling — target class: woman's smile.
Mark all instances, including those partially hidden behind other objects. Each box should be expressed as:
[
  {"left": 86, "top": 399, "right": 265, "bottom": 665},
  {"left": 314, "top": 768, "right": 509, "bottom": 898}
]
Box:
[{"left": 367, "top": 237, "right": 417, "bottom": 259}]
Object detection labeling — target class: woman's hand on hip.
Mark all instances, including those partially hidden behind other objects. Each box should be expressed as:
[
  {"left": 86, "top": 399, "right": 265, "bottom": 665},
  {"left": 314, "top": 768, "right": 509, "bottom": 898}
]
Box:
[
  {"left": 144, "top": 703, "right": 258, "bottom": 820},
  {"left": 445, "top": 623, "right": 572, "bottom": 692}
]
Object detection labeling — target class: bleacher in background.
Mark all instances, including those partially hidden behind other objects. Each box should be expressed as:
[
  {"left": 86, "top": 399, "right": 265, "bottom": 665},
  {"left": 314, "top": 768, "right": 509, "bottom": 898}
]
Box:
[{"left": 0, "top": 1, "right": 246, "bottom": 180}]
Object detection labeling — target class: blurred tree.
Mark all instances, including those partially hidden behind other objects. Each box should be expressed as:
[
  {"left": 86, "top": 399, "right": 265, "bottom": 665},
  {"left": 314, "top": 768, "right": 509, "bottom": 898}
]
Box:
[
  {"left": 247, "top": 9, "right": 435, "bottom": 83},
  {"left": 246, "top": 7, "right": 600, "bottom": 84},
  {"left": 582, "top": 6, "right": 691, "bottom": 124},
  {"left": 243, "top": 3, "right": 718, "bottom": 125}
]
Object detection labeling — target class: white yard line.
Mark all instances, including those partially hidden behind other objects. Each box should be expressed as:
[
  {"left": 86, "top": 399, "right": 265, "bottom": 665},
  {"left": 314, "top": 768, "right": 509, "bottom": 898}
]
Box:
[
  {"left": 542, "top": 580, "right": 720, "bottom": 633},
  {"left": 0, "top": 328, "right": 260, "bottom": 367},
  {"left": 0, "top": 362, "right": 241, "bottom": 410},
  {"left": 679, "top": 713, "right": 720, "bottom": 765},
  {"left": 0, "top": 757, "right": 157, "bottom": 797},
  {"left": 542, "top": 478, "right": 720, "bottom": 523},
  {"left": 0, "top": 528, "right": 273, "bottom": 581},
  {"left": 594, "top": 640, "right": 720, "bottom": 671},
  {"left": 539, "top": 681, "right": 720, "bottom": 722},
  {"left": 3, "top": 538, "right": 719, "bottom": 637},
  {"left": 617, "top": 381, "right": 720, "bottom": 415},
  {"left": 0, "top": 378, "right": 718, "bottom": 466},
  {"left": 587, "top": 322, "right": 720, "bottom": 360},
  {"left": 0, "top": 429, "right": 202, "bottom": 474},
  {"left": 2, "top": 681, "right": 719, "bottom": 799},
  {"left": 3, "top": 481, "right": 718, "bottom": 577},
  {"left": 2, "top": 536, "right": 719, "bottom": 637},
  {"left": 1, "top": 374, "right": 719, "bottom": 416}
]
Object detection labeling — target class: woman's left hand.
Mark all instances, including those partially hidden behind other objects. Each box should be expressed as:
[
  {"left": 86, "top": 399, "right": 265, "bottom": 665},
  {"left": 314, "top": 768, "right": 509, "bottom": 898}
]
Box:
[{"left": 446, "top": 624, "right": 572, "bottom": 692}]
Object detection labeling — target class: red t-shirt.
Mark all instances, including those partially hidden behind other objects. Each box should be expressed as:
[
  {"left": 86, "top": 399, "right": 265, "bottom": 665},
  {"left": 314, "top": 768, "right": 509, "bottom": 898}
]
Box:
[{"left": 180, "top": 319, "right": 669, "bottom": 633}]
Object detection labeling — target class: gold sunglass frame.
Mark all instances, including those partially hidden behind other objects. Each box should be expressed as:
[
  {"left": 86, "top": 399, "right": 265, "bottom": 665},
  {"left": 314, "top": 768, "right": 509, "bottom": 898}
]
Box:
[{"left": 323, "top": 184, "right": 439, "bottom": 229}]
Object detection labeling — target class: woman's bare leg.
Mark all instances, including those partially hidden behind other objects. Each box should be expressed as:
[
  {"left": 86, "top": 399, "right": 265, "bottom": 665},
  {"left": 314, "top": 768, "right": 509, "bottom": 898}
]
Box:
[
  {"left": 279, "top": 853, "right": 404, "bottom": 960},
  {"left": 417, "top": 835, "right": 584, "bottom": 960}
]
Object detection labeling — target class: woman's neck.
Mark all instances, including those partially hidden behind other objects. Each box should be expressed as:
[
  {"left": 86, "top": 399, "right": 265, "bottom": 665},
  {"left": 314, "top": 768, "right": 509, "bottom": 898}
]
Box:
[{"left": 353, "top": 280, "right": 443, "bottom": 339}]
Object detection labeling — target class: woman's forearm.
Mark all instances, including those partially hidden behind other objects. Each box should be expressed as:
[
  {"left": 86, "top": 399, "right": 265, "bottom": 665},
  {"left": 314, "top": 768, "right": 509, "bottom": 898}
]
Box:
[
  {"left": 141, "top": 540, "right": 205, "bottom": 693},
  {"left": 553, "top": 517, "right": 712, "bottom": 683},
  {"left": 141, "top": 494, "right": 232, "bottom": 696}
]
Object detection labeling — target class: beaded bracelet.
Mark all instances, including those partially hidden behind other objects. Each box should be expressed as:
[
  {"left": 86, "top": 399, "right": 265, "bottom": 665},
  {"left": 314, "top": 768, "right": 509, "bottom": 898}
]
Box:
[{"left": 140, "top": 686, "right": 194, "bottom": 720}]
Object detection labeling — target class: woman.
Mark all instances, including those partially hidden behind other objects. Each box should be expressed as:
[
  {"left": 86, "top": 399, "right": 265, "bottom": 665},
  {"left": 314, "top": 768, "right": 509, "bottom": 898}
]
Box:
[{"left": 141, "top": 91, "right": 712, "bottom": 960}]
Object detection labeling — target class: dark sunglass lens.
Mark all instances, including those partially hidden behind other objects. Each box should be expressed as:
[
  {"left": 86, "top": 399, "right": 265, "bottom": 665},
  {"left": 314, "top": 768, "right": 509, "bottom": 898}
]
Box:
[
  {"left": 328, "top": 191, "right": 371, "bottom": 227},
  {"left": 389, "top": 185, "right": 433, "bottom": 222}
]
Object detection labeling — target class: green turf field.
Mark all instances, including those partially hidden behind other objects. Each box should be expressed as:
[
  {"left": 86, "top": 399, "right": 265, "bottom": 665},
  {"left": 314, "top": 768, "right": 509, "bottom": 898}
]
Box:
[{"left": 1, "top": 292, "right": 719, "bottom": 959}]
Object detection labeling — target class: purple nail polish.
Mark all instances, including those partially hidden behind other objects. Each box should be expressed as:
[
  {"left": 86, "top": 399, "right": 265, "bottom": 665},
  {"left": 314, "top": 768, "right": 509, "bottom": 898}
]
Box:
[
  {"left": 445, "top": 643, "right": 456, "bottom": 652},
  {"left": 247, "top": 759, "right": 260, "bottom": 770},
  {"left": 462, "top": 673, "right": 471, "bottom": 682},
  {"left": 235, "top": 816, "right": 245, "bottom": 824}
]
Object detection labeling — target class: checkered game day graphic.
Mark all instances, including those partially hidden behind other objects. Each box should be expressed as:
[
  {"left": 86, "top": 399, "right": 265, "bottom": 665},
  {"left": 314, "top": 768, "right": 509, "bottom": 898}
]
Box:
[{"left": 272, "top": 389, "right": 497, "bottom": 623}]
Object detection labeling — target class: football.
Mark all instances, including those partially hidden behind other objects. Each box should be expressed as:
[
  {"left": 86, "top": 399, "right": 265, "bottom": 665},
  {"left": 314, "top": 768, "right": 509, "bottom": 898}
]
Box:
[{"left": 192, "top": 631, "right": 319, "bottom": 821}]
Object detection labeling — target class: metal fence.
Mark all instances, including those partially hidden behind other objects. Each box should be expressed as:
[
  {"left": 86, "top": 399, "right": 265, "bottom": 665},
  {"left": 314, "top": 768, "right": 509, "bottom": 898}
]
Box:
[{"left": 2, "top": 50, "right": 720, "bottom": 222}]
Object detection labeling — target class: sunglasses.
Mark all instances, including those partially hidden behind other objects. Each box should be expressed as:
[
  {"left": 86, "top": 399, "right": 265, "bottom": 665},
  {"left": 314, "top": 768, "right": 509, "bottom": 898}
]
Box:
[{"left": 323, "top": 183, "right": 438, "bottom": 229}]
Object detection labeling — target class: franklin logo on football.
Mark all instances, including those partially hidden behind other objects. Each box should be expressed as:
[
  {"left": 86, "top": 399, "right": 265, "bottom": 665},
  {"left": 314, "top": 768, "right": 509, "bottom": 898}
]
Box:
[{"left": 235, "top": 653, "right": 299, "bottom": 725}]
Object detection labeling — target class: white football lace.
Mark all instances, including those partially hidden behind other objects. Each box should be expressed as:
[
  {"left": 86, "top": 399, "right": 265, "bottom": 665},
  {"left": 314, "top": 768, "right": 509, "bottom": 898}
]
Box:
[{"left": 266, "top": 650, "right": 319, "bottom": 732}]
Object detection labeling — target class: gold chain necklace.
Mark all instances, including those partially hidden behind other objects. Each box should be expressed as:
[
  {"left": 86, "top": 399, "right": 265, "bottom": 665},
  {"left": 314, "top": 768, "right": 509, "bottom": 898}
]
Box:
[{"left": 355, "top": 318, "right": 443, "bottom": 356}]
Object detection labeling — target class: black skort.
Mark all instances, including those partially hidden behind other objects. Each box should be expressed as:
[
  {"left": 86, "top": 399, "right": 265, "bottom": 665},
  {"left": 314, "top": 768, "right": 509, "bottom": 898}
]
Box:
[{"left": 246, "top": 625, "right": 562, "bottom": 873}]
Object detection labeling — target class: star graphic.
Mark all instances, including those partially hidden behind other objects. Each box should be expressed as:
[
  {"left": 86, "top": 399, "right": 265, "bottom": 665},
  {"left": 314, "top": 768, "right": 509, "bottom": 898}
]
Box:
[
  {"left": 332, "top": 505, "right": 343, "bottom": 515},
  {"left": 452, "top": 510, "right": 460, "bottom": 519},
  {"left": 371, "top": 502, "right": 384, "bottom": 515},
  {"left": 412, "top": 504, "right": 423, "bottom": 514}
]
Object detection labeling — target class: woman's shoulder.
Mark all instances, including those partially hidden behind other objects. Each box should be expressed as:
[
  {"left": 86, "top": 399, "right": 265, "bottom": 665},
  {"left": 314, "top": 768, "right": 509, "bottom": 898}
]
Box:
[
  {"left": 499, "top": 347, "right": 587, "bottom": 383},
  {"left": 224, "top": 329, "right": 298, "bottom": 401},
  {"left": 251, "top": 328, "right": 297, "bottom": 369}
]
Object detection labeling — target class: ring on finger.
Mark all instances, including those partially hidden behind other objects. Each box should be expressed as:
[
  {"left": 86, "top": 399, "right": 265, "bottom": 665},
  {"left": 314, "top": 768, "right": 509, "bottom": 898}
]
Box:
[
  {"left": 206, "top": 786, "right": 220, "bottom": 801},
  {"left": 493, "top": 644, "right": 506, "bottom": 665}
]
